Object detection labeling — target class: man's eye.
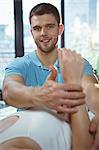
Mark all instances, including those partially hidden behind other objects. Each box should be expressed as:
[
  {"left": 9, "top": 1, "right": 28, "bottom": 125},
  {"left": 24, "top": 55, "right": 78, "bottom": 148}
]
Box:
[
  {"left": 47, "top": 25, "right": 54, "bottom": 29},
  {"left": 33, "top": 27, "right": 41, "bottom": 31}
]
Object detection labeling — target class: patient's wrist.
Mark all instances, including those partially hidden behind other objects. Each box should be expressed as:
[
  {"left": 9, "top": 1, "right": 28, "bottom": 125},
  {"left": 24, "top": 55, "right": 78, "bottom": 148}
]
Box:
[{"left": 64, "top": 78, "right": 81, "bottom": 85}]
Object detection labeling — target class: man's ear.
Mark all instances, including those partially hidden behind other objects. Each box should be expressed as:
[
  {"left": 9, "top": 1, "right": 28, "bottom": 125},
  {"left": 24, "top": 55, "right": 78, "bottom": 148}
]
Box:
[
  {"left": 59, "top": 24, "right": 64, "bottom": 35},
  {"left": 30, "top": 28, "right": 33, "bottom": 35}
]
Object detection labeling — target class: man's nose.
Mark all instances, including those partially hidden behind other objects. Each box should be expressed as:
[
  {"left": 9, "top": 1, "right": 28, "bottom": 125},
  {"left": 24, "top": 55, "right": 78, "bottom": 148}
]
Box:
[{"left": 41, "top": 28, "right": 47, "bottom": 35}]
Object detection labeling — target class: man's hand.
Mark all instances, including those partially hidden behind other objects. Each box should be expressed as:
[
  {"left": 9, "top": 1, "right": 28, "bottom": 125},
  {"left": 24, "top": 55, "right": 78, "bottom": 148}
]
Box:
[
  {"left": 33, "top": 80, "right": 85, "bottom": 113},
  {"left": 90, "top": 116, "right": 99, "bottom": 150},
  {"left": 32, "top": 66, "right": 85, "bottom": 121}
]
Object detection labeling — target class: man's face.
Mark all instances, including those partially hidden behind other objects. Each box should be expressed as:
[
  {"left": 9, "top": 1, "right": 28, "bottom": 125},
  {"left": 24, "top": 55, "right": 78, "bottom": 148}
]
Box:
[{"left": 30, "top": 14, "right": 60, "bottom": 53}]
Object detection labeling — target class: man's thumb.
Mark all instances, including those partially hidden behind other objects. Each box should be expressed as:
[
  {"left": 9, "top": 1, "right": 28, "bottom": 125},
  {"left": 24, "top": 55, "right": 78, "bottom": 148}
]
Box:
[
  {"left": 89, "top": 117, "right": 97, "bottom": 134},
  {"left": 47, "top": 66, "right": 58, "bottom": 80}
]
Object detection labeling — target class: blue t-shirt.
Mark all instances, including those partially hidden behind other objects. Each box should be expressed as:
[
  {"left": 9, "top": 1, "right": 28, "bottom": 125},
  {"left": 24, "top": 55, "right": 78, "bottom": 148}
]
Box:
[{"left": 5, "top": 51, "right": 93, "bottom": 86}]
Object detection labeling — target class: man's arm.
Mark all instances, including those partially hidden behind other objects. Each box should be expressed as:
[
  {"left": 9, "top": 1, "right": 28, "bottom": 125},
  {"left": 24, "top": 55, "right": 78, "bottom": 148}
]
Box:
[
  {"left": 82, "top": 75, "right": 99, "bottom": 115},
  {"left": 2, "top": 75, "right": 36, "bottom": 108},
  {"left": 82, "top": 75, "right": 99, "bottom": 150},
  {"left": 2, "top": 75, "right": 85, "bottom": 116}
]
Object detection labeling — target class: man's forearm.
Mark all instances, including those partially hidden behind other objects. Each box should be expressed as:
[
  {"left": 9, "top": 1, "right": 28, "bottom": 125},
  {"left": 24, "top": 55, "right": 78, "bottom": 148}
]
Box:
[
  {"left": 85, "top": 83, "right": 99, "bottom": 115},
  {"left": 3, "top": 81, "right": 35, "bottom": 108},
  {"left": 82, "top": 75, "right": 99, "bottom": 115}
]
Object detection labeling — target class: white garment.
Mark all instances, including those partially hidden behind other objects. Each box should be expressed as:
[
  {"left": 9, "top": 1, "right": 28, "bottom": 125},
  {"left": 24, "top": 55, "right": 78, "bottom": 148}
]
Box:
[{"left": 0, "top": 110, "right": 71, "bottom": 150}]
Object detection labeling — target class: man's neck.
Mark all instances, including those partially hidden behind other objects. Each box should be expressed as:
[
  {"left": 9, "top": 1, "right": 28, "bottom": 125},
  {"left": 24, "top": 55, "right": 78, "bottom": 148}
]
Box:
[{"left": 35, "top": 49, "right": 58, "bottom": 68}]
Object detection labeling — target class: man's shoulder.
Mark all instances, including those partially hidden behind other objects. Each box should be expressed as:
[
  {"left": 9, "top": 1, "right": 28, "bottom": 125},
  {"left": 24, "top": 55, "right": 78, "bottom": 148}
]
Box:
[{"left": 13, "top": 51, "right": 36, "bottom": 65}]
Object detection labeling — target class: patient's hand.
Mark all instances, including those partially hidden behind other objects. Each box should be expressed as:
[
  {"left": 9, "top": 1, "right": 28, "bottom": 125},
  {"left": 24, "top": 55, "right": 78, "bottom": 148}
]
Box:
[{"left": 58, "top": 48, "right": 84, "bottom": 84}]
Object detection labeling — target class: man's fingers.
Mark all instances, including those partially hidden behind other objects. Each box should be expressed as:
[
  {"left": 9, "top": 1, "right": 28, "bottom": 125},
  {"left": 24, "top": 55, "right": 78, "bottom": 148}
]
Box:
[
  {"left": 56, "top": 112, "right": 70, "bottom": 122},
  {"left": 89, "top": 117, "right": 97, "bottom": 134},
  {"left": 56, "top": 105, "right": 78, "bottom": 114},
  {"left": 60, "top": 99, "right": 85, "bottom": 107}
]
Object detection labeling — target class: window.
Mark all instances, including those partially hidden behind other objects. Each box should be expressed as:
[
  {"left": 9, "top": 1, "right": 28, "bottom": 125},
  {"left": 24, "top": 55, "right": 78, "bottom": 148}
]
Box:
[
  {"left": 64, "top": 0, "right": 99, "bottom": 75},
  {"left": 0, "top": 0, "right": 15, "bottom": 88},
  {"left": 23, "top": 0, "right": 61, "bottom": 54}
]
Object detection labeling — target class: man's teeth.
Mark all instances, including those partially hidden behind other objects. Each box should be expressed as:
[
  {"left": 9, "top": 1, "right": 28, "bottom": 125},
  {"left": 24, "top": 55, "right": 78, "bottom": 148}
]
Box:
[{"left": 42, "top": 39, "right": 50, "bottom": 42}]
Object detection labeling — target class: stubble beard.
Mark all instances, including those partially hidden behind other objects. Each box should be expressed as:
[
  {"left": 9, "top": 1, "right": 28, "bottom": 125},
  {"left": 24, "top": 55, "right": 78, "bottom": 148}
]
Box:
[{"left": 35, "top": 38, "right": 58, "bottom": 54}]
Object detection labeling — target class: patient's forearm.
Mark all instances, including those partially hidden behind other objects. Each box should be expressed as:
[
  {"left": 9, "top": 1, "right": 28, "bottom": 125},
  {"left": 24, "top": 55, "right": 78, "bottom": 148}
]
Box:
[
  {"left": 71, "top": 76, "right": 96, "bottom": 149},
  {"left": 71, "top": 104, "right": 93, "bottom": 150},
  {"left": 71, "top": 75, "right": 99, "bottom": 149},
  {"left": 68, "top": 75, "right": 95, "bottom": 149}
]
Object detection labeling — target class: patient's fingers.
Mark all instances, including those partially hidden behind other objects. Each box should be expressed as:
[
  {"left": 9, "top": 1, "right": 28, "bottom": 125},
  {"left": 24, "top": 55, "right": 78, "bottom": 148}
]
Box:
[{"left": 47, "top": 66, "right": 58, "bottom": 81}]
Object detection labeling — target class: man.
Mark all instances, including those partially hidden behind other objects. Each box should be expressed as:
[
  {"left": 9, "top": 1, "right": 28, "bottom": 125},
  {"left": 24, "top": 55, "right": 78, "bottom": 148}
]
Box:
[{"left": 1, "top": 3, "right": 99, "bottom": 150}]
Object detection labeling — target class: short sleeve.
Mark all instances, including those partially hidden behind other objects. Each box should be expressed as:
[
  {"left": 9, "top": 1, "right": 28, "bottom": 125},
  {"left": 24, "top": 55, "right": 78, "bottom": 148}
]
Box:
[
  {"left": 5, "top": 57, "right": 26, "bottom": 80},
  {"left": 83, "top": 59, "right": 93, "bottom": 75}
]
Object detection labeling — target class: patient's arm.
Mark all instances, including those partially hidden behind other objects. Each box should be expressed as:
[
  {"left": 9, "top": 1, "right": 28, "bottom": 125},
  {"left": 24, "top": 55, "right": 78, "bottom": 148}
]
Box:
[
  {"left": 71, "top": 104, "right": 93, "bottom": 150},
  {"left": 58, "top": 49, "right": 93, "bottom": 150}
]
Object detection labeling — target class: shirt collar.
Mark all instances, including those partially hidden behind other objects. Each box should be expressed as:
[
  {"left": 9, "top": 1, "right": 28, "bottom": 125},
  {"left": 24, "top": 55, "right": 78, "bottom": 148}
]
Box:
[{"left": 29, "top": 50, "right": 60, "bottom": 70}]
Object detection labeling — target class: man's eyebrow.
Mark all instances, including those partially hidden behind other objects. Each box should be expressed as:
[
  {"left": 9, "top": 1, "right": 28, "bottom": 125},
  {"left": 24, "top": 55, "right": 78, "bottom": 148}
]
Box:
[
  {"left": 32, "top": 24, "right": 56, "bottom": 28},
  {"left": 46, "top": 23, "right": 56, "bottom": 26},
  {"left": 32, "top": 25, "right": 41, "bottom": 28}
]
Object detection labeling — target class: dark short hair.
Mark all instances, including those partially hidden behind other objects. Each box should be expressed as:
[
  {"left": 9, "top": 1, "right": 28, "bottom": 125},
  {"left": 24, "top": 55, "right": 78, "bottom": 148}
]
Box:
[{"left": 29, "top": 3, "right": 60, "bottom": 25}]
